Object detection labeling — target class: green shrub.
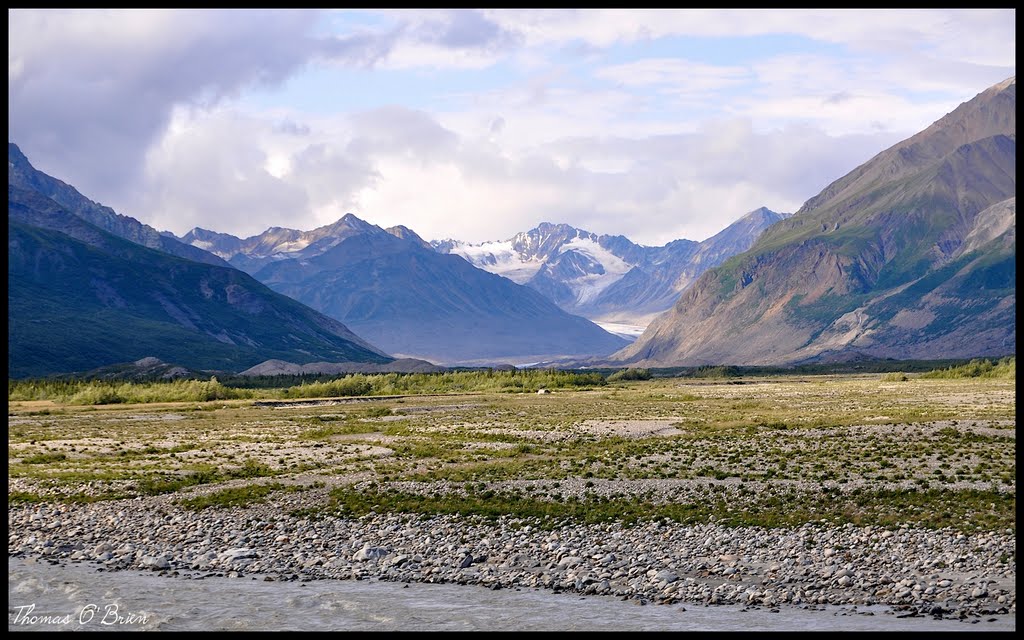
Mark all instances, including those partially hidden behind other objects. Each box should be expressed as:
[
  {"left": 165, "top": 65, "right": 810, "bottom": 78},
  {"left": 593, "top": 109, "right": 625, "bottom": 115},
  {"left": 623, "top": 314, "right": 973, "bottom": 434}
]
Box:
[
  {"left": 921, "top": 357, "right": 1015, "bottom": 380},
  {"left": 227, "top": 459, "right": 274, "bottom": 479},
  {"left": 69, "top": 386, "right": 125, "bottom": 405},
  {"left": 10, "top": 368, "right": 615, "bottom": 405},
  {"left": 136, "top": 467, "right": 220, "bottom": 495},
  {"left": 10, "top": 377, "right": 253, "bottom": 405},
  {"left": 283, "top": 375, "right": 374, "bottom": 398},
  {"left": 178, "top": 483, "right": 285, "bottom": 510},
  {"left": 693, "top": 365, "right": 741, "bottom": 378},
  {"left": 607, "top": 368, "right": 652, "bottom": 382},
  {"left": 20, "top": 452, "right": 68, "bottom": 465}
]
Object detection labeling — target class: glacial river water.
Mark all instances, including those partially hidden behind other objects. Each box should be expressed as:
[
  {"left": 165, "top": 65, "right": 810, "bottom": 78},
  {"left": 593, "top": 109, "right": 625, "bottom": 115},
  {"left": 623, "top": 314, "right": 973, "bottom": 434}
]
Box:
[{"left": 8, "top": 558, "right": 1014, "bottom": 632}]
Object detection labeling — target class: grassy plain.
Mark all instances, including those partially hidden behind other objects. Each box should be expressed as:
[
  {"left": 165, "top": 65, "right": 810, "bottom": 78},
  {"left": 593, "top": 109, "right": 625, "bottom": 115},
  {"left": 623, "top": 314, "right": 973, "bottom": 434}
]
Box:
[{"left": 8, "top": 372, "right": 1015, "bottom": 532}]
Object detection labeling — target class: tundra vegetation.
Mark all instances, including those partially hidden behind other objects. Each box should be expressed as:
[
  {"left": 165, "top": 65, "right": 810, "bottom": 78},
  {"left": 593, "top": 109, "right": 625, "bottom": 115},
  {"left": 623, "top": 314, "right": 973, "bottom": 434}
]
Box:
[{"left": 7, "top": 359, "right": 1015, "bottom": 533}]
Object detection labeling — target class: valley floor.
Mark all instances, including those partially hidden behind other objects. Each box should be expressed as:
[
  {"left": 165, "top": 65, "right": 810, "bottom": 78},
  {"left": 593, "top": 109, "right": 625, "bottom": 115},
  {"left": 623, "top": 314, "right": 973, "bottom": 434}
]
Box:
[{"left": 8, "top": 375, "right": 1016, "bottom": 625}]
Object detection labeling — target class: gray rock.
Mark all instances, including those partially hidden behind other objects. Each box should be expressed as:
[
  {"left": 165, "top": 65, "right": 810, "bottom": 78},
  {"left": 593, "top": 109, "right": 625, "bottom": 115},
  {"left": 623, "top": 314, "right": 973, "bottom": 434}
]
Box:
[
  {"left": 353, "top": 546, "right": 389, "bottom": 562},
  {"left": 140, "top": 555, "right": 170, "bottom": 570},
  {"left": 219, "top": 548, "right": 258, "bottom": 563},
  {"left": 558, "top": 556, "right": 583, "bottom": 569},
  {"left": 655, "top": 569, "right": 678, "bottom": 584}
]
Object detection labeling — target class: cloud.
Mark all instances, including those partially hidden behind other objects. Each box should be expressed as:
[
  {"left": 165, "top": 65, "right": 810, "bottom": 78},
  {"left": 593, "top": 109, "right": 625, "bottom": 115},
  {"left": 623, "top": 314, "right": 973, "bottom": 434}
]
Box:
[
  {"left": 407, "top": 8, "right": 518, "bottom": 49},
  {"left": 595, "top": 58, "right": 751, "bottom": 91},
  {"left": 137, "top": 106, "right": 312, "bottom": 237},
  {"left": 484, "top": 9, "right": 1014, "bottom": 100},
  {"left": 483, "top": 121, "right": 901, "bottom": 244},
  {"left": 8, "top": 8, "right": 1014, "bottom": 251},
  {"left": 347, "top": 107, "right": 459, "bottom": 162},
  {"left": 287, "top": 142, "right": 381, "bottom": 224},
  {"left": 824, "top": 92, "right": 853, "bottom": 105},
  {"left": 132, "top": 104, "right": 463, "bottom": 238},
  {"left": 352, "top": 9, "right": 522, "bottom": 70},
  {"left": 272, "top": 119, "right": 312, "bottom": 137},
  {"left": 482, "top": 8, "right": 1015, "bottom": 62},
  {"left": 8, "top": 9, "right": 329, "bottom": 211},
  {"left": 6, "top": 8, "right": 521, "bottom": 216},
  {"left": 138, "top": 103, "right": 898, "bottom": 246}
]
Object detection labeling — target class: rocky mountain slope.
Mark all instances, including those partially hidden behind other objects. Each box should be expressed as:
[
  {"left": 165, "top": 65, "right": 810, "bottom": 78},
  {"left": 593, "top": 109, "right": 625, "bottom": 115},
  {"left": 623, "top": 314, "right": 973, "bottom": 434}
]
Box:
[
  {"left": 434, "top": 208, "right": 788, "bottom": 327},
  {"left": 615, "top": 77, "right": 1016, "bottom": 366},
  {"left": 8, "top": 167, "right": 392, "bottom": 378},
  {"left": 9, "top": 143, "right": 227, "bottom": 267},
  {"left": 181, "top": 217, "right": 629, "bottom": 364}
]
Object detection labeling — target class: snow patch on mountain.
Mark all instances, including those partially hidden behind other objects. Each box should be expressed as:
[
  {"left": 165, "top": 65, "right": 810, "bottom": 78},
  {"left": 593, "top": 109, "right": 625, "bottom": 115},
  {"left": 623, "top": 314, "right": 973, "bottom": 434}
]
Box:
[
  {"left": 594, "top": 321, "right": 645, "bottom": 340},
  {"left": 557, "top": 238, "right": 633, "bottom": 304},
  {"left": 272, "top": 239, "right": 314, "bottom": 254},
  {"left": 432, "top": 209, "right": 789, "bottom": 331},
  {"left": 449, "top": 240, "right": 545, "bottom": 283}
]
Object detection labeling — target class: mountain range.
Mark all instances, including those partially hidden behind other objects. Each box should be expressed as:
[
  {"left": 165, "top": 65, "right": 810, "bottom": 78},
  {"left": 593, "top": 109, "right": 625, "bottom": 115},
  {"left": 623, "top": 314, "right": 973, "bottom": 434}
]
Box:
[
  {"left": 10, "top": 76, "right": 1013, "bottom": 376},
  {"left": 180, "top": 217, "right": 630, "bottom": 364},
  {"left": 433, "top": 208, "right": 788, "bottom": 330},
  {"left": 615, "top": 76, "right": 1016, "bottom": 366},
  {"left": 9, "top": 144, "right": 228, "bottom": 268},
  {"left": 8, "top": 144, "right": 392, "bottom": 378}
]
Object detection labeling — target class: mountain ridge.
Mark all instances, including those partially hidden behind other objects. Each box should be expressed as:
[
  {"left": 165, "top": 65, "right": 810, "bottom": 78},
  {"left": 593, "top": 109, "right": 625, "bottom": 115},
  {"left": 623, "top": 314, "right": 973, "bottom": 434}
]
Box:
[
  {"left": 9, "top": 143, "right": 228, "bottom": 268},
  {"left": 613, "top": 77, "right": 1016, "bottom": 366},
  {"left": 180, "top": 215, "right": 629, "bottom": 364},
  {"left": 432, "top": 207, "right": 789, "bottom": 326},
  {"left": 8, "top": 155, "right": 393, "bottom": 378}
]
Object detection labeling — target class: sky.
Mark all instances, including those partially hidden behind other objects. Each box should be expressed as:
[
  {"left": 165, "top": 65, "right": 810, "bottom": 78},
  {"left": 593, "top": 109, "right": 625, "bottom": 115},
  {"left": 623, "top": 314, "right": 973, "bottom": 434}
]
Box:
[{"left": 8, "top": 9, "right": 1016, "bottom": 245}]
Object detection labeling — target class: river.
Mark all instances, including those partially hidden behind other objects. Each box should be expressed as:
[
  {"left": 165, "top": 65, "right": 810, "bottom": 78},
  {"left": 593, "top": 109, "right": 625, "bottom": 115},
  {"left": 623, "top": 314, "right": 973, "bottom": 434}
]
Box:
[{"left": 8, "top": 557, "right": 1014, "bottom": 632}]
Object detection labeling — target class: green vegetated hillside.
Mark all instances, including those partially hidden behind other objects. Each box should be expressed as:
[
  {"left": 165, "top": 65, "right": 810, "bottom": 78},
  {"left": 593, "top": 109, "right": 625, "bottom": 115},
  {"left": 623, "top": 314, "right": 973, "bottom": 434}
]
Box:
[
  {"left": 617, "top": 77, "right": 1016, "bottom": 366},
  {"left": 8, "top": 182, "right": 391, "bottom": 378}
]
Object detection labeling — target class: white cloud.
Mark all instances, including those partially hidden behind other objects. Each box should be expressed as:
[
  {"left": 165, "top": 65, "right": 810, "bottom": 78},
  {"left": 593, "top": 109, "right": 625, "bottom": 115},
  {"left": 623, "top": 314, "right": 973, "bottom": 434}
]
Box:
[
  {"left": 343, "top": 9, "right": 521, "bottom": 70},
  {"left": 8, "top": 9, "right": 328, "bottom": 209},
  {"left": 136, "top": 99, "right": 900, "bottom": 246},
  {"left": 8, "top": 8, "right": 1014, "bottom": 250},
  {"left": 483, "top": 8, "right": 1014, "bottom": 65},
  {"left": 137, "top": 107, "right": 312, "bottom": 238},
  {"left": 595, "top": 58, "right": 751, "bottom": 90}
]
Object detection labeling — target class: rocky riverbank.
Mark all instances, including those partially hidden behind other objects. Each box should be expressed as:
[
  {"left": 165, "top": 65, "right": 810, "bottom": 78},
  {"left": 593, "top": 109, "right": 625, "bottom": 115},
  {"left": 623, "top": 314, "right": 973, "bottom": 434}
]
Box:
[{"left": 7, "top": 490, "right": 1015, "bottom": 623}]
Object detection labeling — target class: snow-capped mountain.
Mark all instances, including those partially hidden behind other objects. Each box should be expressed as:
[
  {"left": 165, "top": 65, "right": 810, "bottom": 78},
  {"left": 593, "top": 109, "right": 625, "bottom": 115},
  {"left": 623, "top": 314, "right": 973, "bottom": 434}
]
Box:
[
  {"left": 432, "top": 209, "right": 789, "bottom": 331},
  {"left": 177, "top": 215, "right": 628, "bottom": 364}
]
